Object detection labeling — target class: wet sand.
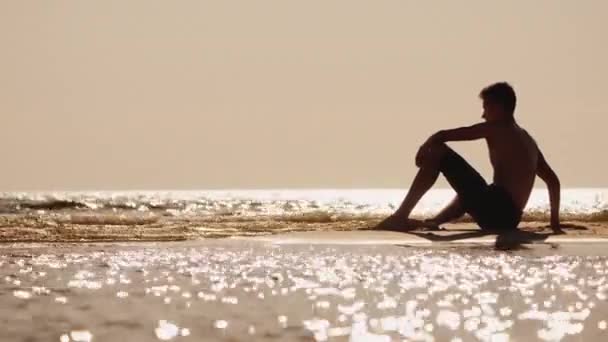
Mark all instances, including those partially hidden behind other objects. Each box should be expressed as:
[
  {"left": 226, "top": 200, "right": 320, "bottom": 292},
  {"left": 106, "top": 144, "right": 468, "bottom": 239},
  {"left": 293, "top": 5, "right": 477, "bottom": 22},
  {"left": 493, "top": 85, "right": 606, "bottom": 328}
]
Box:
[
  {"left": 1, "top": 211, "right": 607, "bottom": 242},
  {"left": 2, "top": 233, "right": 608, "bottom": 341}
]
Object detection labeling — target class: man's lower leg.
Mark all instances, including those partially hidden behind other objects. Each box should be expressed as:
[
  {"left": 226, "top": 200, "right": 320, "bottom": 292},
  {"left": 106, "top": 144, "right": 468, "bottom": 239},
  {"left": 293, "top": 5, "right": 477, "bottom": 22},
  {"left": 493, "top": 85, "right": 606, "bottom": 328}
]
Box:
[{"left": 394, "top": 165, "right": 440, "bottom": 219}]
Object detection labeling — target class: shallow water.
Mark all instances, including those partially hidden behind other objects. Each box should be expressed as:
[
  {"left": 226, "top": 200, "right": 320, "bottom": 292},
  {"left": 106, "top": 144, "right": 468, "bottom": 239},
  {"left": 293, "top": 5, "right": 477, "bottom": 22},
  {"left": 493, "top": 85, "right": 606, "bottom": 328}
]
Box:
[
  {"left": 1, "top": 242, "right": 608, "bottom": 341},
  {"left": 3, "top": 188, "right": 607, "bottom": 220}
]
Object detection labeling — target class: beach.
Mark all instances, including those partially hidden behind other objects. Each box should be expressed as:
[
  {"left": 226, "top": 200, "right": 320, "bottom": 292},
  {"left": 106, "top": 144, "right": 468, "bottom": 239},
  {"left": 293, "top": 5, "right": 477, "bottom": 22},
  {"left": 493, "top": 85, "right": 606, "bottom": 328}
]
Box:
[{"left": 1, "top": 190, "right": 608, "bottom": 341}]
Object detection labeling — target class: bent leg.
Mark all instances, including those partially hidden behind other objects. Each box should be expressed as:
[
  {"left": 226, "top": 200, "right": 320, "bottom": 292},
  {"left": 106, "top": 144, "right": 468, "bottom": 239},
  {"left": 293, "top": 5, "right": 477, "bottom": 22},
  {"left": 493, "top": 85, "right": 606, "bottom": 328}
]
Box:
[
  {"left": 391, "top": 143, "right": 451, "bottom": 218},
  {"left": 376, "top": 143, "right": 448, "bottom": 231},
  {"left": 376, "top": 142, "right": 487, "bottom": 231},
  {"left": 392, "top": 165, "right": 440, "bottom": 219}
]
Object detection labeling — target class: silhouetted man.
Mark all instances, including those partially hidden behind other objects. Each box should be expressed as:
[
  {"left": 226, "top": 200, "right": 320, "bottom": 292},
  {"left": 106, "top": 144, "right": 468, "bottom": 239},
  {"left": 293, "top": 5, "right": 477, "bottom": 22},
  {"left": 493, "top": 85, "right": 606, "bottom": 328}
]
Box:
[{"left": 376, "top": 82, "right": 562, "bottom": 232}]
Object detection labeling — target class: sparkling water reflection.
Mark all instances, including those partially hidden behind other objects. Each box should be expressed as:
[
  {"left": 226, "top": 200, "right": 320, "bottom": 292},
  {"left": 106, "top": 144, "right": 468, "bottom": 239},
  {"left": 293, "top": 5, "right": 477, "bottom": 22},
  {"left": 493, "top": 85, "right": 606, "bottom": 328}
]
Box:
[{"left": 0, "top": 243, "right": 607, "bottom": 341}]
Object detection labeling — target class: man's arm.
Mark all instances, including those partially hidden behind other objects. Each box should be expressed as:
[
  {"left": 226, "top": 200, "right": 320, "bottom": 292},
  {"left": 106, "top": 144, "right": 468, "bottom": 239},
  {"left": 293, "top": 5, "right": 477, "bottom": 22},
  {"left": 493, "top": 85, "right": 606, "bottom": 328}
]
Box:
[
  {"left": 416, "top": 123, "right": 499, "bottom": 166},
  {"left": 427, "top": 122, "right": 499, "bottom": 144},
  {"left": 537, "top": 150, "right": 561, "bottom": 230}
]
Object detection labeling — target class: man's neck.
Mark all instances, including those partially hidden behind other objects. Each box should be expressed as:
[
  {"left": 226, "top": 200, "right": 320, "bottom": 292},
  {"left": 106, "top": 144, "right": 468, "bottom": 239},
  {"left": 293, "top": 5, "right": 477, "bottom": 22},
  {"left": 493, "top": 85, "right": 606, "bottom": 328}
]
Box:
[{"left": 496, "top": 116, "right": 516, "bottom": 124}]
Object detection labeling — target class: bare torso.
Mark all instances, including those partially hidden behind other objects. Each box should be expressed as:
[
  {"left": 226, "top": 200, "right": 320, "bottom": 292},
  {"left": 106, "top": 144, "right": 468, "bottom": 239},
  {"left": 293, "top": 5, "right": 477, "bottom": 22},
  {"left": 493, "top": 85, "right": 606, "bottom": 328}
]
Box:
[{"left": 486, "top": 122, "right": 538, "bottom": 211}]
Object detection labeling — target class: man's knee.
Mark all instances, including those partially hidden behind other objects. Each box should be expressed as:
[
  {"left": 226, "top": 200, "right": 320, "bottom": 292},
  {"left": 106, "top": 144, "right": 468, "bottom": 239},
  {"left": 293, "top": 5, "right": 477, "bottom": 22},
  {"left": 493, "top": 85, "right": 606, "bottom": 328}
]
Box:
[
  {"left": 418, "top": 142, "right": 450, "bottom": 168},
  {"left": 430, "top": 142, "right": 450, "bottom": 156}
]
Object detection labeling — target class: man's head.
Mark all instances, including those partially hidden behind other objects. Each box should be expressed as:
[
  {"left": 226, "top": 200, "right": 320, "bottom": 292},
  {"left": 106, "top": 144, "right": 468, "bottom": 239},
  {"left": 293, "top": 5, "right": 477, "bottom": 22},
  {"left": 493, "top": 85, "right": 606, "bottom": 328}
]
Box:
[{"left": 479, "top": 82, "right": 517, "bottom": 122}]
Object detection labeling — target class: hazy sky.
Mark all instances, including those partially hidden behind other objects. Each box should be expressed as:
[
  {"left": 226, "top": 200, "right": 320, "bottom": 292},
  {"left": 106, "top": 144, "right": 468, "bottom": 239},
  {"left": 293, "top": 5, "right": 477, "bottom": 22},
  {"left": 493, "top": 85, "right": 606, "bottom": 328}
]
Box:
[{"left": 1, "top": 1, "right": 606, "bottom": 190}]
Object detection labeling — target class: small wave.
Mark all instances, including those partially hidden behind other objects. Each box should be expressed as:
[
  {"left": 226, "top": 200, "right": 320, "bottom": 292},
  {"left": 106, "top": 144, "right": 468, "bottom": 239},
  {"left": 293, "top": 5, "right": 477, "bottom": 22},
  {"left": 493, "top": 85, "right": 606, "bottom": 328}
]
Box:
[
  {"left": 55, "top": 214, "right": 160, "bottom": 226},
  {"left": 268, "top": 211, "right": 382, "bottom": 223},
  {"left": 19, "top": 200, "right": 89, "bottom": 211},
  {"left": 0, "top": 199, "right": 88, "bottom": 213}
]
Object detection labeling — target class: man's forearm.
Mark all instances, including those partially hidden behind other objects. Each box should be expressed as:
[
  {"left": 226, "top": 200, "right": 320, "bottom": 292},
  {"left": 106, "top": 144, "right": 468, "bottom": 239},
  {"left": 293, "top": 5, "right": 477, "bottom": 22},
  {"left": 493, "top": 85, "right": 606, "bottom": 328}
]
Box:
[{"left": 427, "top": 123, "right": 493, "bottom": 143}]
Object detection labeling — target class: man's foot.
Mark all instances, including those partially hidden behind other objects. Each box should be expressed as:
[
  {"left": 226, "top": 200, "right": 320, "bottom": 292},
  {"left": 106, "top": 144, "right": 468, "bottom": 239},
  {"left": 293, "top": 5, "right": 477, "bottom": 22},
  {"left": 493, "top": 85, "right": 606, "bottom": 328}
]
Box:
[{"left": 374, "top": 214, "right": 427, "bottom": 232}]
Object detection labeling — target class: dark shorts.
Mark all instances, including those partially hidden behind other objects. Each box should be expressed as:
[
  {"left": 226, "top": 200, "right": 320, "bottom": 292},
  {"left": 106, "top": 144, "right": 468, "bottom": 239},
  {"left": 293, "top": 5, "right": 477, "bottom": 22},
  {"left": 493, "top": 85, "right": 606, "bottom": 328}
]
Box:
[{"left": 439, "top": 147, "right": 522, "bottom": 231}]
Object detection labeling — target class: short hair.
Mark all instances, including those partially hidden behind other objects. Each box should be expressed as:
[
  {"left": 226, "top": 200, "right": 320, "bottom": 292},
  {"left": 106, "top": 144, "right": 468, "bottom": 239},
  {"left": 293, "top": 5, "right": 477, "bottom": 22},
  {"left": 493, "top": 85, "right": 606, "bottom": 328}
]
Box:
[{"left": 479, "top": 82, "right": 517, "bottom": 115}]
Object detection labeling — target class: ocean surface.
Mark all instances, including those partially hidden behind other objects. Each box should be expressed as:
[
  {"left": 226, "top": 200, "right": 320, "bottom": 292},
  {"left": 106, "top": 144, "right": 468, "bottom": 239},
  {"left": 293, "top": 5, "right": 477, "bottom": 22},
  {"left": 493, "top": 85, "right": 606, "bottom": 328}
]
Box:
[{"left": 0, "top": 189, "right": 606, "bottom": 241}]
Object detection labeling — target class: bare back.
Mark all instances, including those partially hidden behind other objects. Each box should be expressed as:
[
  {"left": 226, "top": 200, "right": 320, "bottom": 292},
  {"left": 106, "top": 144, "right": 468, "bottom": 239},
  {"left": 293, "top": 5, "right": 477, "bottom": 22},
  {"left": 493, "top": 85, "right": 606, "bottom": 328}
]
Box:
[{"left": 486, "top": 123, "right": 538, "bottom": 211}]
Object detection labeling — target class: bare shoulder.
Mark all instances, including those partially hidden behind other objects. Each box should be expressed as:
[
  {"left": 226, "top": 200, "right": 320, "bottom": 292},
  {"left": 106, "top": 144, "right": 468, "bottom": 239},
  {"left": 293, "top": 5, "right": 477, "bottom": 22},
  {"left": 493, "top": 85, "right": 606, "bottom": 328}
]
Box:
[
  {"left": 474, "top": 121, "right": 505, "bottom": 134},
  {"left": 516, "top": 125, "right": 538, "bottom": 145},
  {"left": 484, "top": 121, "right": 523, "bottom": 139}
]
